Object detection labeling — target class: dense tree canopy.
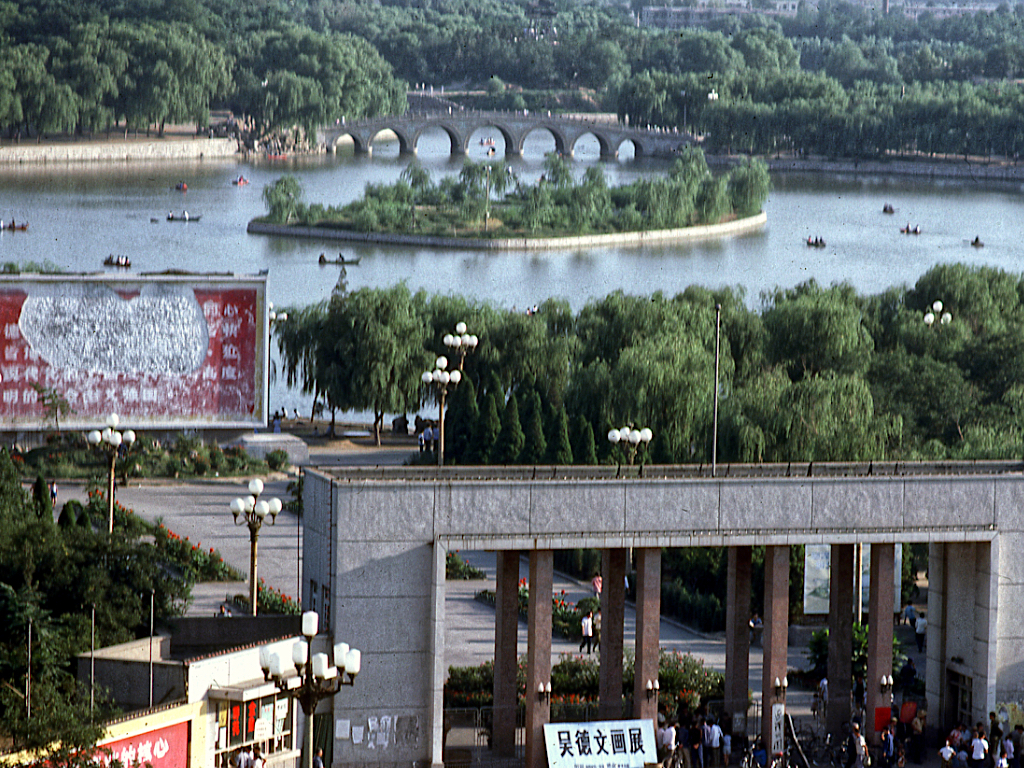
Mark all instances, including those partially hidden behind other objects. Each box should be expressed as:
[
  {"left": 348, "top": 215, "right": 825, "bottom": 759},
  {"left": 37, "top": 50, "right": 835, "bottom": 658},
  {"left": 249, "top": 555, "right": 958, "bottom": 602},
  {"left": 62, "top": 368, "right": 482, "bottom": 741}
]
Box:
[{"left": 276, "top": 263, "right": 1024, "bottom": 466}]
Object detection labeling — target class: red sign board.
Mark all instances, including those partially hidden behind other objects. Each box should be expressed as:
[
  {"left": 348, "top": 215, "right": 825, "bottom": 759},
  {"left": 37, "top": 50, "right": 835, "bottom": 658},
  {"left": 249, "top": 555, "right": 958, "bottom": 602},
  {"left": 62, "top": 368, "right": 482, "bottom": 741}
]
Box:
[
  {"left": 97, "top": 720, "right": 189, "bottom": 768},
  {"left": 0, "top": 275, "right": 267, "bottom": 429}
]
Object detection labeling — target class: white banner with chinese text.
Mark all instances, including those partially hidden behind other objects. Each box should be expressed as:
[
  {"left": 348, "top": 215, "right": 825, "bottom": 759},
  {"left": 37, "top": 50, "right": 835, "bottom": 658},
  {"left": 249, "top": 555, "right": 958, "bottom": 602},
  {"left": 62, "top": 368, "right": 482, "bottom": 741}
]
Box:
[{"left": 544, "top": 719, "right": 657, "bottom": 768}]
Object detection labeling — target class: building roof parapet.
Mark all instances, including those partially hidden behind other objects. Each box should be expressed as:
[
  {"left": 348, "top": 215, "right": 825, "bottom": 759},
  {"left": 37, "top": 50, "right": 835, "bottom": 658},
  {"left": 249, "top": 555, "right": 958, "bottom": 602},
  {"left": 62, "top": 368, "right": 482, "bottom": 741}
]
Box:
[{"left": 317, "top": 459, "right": 1024, "bottom": 483}]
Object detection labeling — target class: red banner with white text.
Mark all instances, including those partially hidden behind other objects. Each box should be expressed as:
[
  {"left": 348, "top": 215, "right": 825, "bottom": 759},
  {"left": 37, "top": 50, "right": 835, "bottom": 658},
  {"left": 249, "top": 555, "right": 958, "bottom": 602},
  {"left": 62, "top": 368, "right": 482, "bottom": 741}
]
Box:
[{"left": 0, "top": 275, "right": 267, "bottom": 429}]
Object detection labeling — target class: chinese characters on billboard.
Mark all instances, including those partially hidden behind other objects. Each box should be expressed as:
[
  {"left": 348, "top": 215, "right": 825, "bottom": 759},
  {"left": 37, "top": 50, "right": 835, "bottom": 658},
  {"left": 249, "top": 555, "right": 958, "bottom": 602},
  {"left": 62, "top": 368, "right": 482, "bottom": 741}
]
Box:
[
  {"left": 0, "top": 275, "right": 267, "bottom": 430},
  {"left": 543, "top": 720, "right": 657, "bottom": 768},
  {"left": 96, "top": 721, "right": 189, "bottom": 768}
]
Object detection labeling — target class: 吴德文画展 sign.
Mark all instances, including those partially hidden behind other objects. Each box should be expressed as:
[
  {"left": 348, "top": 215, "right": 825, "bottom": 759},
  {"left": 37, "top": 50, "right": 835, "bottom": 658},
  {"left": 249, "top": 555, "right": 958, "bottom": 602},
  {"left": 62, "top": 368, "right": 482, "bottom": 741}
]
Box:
[{"left": 543, "top": 719, "right": 657, "bottom": 768}]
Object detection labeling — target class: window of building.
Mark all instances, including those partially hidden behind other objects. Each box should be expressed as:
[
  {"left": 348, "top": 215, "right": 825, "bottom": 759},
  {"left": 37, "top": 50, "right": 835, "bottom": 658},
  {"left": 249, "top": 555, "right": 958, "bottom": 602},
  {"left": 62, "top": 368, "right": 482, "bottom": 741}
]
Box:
[{"left": 215, "top": 693, "right": 294, "bottom": 767}]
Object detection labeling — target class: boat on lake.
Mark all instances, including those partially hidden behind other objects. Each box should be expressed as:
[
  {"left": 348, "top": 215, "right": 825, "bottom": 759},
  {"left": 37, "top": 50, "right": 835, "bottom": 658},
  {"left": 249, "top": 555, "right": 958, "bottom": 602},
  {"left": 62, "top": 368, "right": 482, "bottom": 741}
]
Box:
[
  {"left": 319, "top": 253, "right": 361, "bottom": 265},
  {"left": 167, "top": 211, "right": 201, "bottom": 222},
  {"left": 104, "top": 254, "right": 131, "bottom": 267},
  {"left": 0, "top": 221, "right": 28, "bottom": 231}
]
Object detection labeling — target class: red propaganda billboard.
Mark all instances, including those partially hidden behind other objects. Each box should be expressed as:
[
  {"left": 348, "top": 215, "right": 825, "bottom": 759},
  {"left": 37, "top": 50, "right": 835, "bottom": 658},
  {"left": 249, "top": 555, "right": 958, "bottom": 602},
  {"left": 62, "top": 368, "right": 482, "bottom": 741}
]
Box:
[
  {"left": 96, "top": 720, "right": 189, "bottom": 768},
  {"left": 0, "top": 274, "right": 268, "bottom": 430}
]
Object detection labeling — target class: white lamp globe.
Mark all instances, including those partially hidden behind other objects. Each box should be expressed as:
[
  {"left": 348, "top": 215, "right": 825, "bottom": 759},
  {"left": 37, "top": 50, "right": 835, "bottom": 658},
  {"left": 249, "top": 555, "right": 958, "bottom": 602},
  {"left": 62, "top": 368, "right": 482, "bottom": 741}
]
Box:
[
  {"left": 455, "top": 322, "right": 467, "bottom": 334},
  {"left": 422, "top": 371, "right": 433, "bottom": 384},
  {"left": 443, "top": 334, "right": 455, "bottom": 347},
  {"left": 107, "top": 431, "right": 122, "bottom": 447},
  {"left": 268, "top": 498, "right": 283, "bottom": 515},
  {"left": 608, "top": 429, "right": 621, "bottom": 443},
  {"left": 932, "top": 300, "right": 943, "bottom": 313},
  {"left": 438, "top": 371, "right": 450, "bottom": 385},
  {"left": 106, "top": 414, "right": 120, "bottom": 429},
  {"left": 628, "top": 429, "right": 642, "bottom": 445},
  {"left": 87, "top": 430, "right": 102, "bottom": 445},
  {"left": 640, "top": 428, "right": 653, "bottom": 443},
  {"left": 344, "top": 648, "right": 361, "bottom": 676},
  {"left": 123, "top": 429, "right": 136, "bottom": 445},
  {"left": 924, "top": 312, "right": 935, "bottom": 325},
  {"left": 449, "top": 370, "right": 462, "bottom": 384},
  {"left": 334, "top": 642, "right": 350, "bottom": 670},
  {"left": 230, "top": 498, "right": 246, "bottom": 516},
  {"left": 435, "top": 355, "right": 448, "bottom": 370},
  {"left": 248, "top": 478, "right": 264, "bottom": 496},
  {"left": 292, "top": 640, "right": 309, "bottom": 667},
  {"left": 254, "top": 500, "right": 270, "bottom": 519},
  {"left": 302, "top": 610, "right": 319, "bottom": 637}
]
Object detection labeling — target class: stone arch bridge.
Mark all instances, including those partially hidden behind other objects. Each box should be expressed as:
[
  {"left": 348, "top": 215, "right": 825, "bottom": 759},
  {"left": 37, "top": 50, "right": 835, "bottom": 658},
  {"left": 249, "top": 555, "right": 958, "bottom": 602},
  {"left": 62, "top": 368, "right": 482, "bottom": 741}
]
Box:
[{"left": 318, "top": 109, "right": 691, "bottom": 159}]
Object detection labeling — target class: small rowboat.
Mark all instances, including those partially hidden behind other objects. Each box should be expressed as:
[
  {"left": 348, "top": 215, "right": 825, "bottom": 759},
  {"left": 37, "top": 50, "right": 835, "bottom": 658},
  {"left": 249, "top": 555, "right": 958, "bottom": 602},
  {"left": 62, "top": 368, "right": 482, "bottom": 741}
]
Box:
[
  {"left": 104, "top": 254, "right": 131, "bottom": 267},
  {"left": 0, "top": 222, "right": 28, "bottom": 231},
  {"left": 232, "top": 176, "right": 250, "bottom": 186},
  {"left": 319, "top": 253, "right": 361, "bottom": 266},
  {"left": 167, "top": 212, "right": 201, "bottom": 222}
]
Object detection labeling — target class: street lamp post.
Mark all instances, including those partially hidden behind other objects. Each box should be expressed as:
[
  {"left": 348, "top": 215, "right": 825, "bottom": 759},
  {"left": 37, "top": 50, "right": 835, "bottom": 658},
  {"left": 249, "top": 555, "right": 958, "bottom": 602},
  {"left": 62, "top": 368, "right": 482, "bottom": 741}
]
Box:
[
  {"left": 261, "top": 610, "right": 361, "bottom": 768},
  {"left": 87, "top": 414, "right": 136, "bottom": 534},
  {"left": 923, "top": 300, "right": 952, "bottom": 327},
  {"left": 422, "top": 323, "right": 479, "bottom": 467},
  {"left": 422, "top": 356, "right": 461, "bottom": 467},
  {"left": 230, "top": 478, "right": 282, "bottom": 616},
  {"left": 607, "top": 425, "right": 653, "bottom": 465},
  {"left": 443, "top": 322, "right": 479, "bottom": 370}
]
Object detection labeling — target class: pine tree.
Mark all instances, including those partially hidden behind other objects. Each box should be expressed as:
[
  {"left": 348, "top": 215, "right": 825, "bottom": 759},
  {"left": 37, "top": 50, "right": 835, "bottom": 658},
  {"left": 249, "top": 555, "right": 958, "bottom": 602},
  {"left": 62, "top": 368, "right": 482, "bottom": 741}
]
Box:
[
  {"left": 492, "top": 393, "right": 524, "bottom": 464},
  {"left": 518, "top": 390, "right": 547, "bottom": 464},
  {"left": 473, "top": 391, "right": 502, "bottom": 464},
  {"left": 446, "top": 376, "right": 478, "bottom": 464},
  {"left": 571, "top": 415, "right": 598, "bottom": 465},
  {"left": 545, "top": 406, "right": 574, "bottom": 465}
]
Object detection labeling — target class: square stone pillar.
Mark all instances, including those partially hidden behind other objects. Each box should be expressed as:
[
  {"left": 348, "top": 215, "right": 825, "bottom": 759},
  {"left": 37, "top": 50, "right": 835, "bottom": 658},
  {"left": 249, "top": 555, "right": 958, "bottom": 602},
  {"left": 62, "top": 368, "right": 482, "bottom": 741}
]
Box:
[
  {"left": 725, "top": 546, "right": 752, "bottom": 741},
  {"left": 761, "top": 545, "right": 790, "bottom": 748},
  {"left": 827, "top": 544, "right": 855, "bottom": 738},
  {"left": 599, "top": 548, "right": 627, "bottom": 720},
  {"left": 633, "top": 548, "right": 661, "bottom": 724},
  {"left": 865, "top": 543, "right": 895, "bottom": 736},
  {"left": 526, "top": 550, "right": 553, "bottom": 768},
  {"left": 493, "top": 550, "right": 521, "bottom": 757}
]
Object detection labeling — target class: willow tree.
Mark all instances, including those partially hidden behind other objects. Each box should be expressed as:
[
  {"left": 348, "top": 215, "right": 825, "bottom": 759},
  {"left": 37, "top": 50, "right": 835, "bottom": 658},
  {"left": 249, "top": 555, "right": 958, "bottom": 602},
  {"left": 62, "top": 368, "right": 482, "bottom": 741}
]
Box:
[{"left": 323, "top": 285, "right": 429, "bottom": 445}]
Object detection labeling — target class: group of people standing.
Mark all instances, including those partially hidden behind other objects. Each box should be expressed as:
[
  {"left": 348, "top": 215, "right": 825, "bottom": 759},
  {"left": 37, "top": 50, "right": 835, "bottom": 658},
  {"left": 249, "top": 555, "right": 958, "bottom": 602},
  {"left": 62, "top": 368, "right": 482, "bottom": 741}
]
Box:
[
  {"left": 940, "top": 716, "right": 1022, "bottom": 768},
  {"left": 656, "top": 714, "right": 728, "bottom": 768}
]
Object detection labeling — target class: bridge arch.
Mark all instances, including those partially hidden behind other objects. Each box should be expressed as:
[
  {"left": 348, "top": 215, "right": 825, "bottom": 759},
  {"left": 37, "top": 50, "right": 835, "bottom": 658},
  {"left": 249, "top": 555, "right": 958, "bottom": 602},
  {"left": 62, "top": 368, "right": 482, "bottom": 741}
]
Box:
[
  {"left": 511, "top": 124, "right": 571, "bottom": 158},
  {"left": 410, "top": 122, "right": 465, "bottom": 155},
  {"left": 457, "top": 123, "right": 516, "bottom": 156},
  {"left": 365, "top": 124, "right": 416, "bottom": 155}
]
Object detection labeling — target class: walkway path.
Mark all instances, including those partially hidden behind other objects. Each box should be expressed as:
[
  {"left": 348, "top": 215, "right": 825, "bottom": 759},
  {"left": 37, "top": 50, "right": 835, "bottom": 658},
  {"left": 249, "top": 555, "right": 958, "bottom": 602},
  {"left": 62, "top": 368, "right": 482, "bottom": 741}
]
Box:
[{"left": 55, "top": 429, "right": 934, "bottom": 737}]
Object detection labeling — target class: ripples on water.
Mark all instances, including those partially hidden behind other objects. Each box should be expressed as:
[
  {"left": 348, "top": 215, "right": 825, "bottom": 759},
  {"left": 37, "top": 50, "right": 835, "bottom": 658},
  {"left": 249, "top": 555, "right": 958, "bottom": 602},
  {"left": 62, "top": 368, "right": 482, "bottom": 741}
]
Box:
[{"left": 2, "top": 128, "right": 1022, "bottom": 415}]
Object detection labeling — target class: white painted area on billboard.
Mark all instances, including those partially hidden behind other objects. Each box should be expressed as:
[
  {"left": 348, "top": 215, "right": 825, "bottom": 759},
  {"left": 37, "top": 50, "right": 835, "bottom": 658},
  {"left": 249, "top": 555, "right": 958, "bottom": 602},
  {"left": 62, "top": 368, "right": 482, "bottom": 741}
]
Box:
[
  {"left": 0, "top": 273, "right": 268, "bottom": 430},
  {"left": 543, "top": 720, "right": 657, "bottom": 768},
  {"left": 803, "top": 544, "right": 903, "bottom": 615}
]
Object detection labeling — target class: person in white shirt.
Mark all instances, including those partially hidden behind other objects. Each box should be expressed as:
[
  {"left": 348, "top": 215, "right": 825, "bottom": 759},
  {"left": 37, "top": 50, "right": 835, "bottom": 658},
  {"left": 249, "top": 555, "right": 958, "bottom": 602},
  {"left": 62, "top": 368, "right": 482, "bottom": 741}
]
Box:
[
  {"left": 940, "top": 739, "right": 956, "bottom": 768},
  {"left": 709, "top": 719, "right": 724, "bottom": 766},
  {"left": 971, "top": 729, "right": 989, "bottom": 768}
]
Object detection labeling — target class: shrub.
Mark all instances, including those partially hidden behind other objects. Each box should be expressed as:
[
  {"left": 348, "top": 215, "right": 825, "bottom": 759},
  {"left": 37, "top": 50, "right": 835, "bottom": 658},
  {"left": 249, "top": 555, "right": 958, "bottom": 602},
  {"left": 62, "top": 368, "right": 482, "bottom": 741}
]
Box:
[
  {"left": 446, "top": 551, "right": 486, "bottom": 580},
  {"left": 266, "top": 449, "right": 289, "bottom": 471}
]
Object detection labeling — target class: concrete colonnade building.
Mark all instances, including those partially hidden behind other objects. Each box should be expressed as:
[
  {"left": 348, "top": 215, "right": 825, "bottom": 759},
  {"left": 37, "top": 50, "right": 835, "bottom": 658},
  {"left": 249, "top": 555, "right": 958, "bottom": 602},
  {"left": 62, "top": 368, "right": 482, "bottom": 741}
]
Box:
[{"left": 302, "top": 462, "right": 1024, "bottom": 768}]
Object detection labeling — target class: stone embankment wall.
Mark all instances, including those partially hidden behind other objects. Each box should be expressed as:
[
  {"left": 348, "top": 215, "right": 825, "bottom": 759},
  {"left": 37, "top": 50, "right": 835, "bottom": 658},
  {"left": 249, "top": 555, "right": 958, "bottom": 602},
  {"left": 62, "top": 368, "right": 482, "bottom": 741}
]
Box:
[
  {"left": 709, "top": 153, "right": 1024, "bottom": 181},
  {"left": 247, "top": 211, "right": 767, "bottom": 250},
  {"left": 0, "top": 137, "right": 238, "bottom": 164}
]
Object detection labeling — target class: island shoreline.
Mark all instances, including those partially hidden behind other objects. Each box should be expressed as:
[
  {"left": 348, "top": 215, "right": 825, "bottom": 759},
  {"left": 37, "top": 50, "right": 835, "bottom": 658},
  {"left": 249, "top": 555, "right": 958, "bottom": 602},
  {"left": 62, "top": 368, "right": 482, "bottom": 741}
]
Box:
[{"left": 246, "top": 212, "right": 768, "bottom": 250}]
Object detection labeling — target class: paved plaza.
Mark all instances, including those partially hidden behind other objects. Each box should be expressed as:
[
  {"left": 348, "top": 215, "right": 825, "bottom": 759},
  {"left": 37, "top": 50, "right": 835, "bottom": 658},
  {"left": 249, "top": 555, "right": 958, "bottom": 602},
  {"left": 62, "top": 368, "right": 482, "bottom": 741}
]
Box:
[{"left": 55, "top": 429, "right": 939, "bottom": 764}]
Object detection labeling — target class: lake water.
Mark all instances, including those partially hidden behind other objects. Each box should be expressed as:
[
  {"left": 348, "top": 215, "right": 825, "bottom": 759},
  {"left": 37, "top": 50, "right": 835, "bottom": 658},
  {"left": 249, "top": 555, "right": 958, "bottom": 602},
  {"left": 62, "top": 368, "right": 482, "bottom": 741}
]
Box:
[{"left": 2, "top": 129, "right": 1022, "bottom": 416}]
